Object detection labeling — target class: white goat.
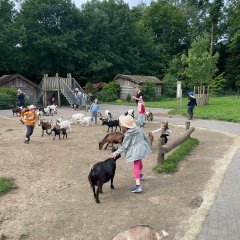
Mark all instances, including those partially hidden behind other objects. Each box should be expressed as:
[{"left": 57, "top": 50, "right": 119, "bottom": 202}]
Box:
[
  {"left": 44, "top": 107, "right": 50, "bottom": 116},
  {"left": 71, "top": 113, "right": 85, "bottom": 124},
  {"left": 105, "top": 110, "right": 112, "bottom": 119},
  {"left": 80, "top": 116, "right": 94, "bottom": 126},
  {"left": 56, "top": 117, "right": 63, "bottom": 126},
  {"left": 47, "top": 105, "right": 57, "bottom": 115},
  {"left": 59, "top": 119, "right": 73, "bottom": 132}
]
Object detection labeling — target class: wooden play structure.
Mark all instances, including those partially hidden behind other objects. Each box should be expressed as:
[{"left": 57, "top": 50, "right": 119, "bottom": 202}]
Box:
[
  {"left": 36, "top": 73, "right": 86, "bottom": 107},
  {"left": 194, "top": 86, "right": 209, "bottom": 105}
]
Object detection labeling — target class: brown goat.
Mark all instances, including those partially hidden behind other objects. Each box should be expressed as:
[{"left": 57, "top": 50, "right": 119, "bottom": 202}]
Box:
[
  {"left": 40, "top": 120, "right": 52, "bottom": 137},
  {"left": 99, "top": 132, "right": 124, "bottom": 150}
]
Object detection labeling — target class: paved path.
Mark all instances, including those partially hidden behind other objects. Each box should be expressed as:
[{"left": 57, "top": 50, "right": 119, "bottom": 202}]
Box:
[{"left": 1, "top": 105, "right": 240, "bottom": 240}]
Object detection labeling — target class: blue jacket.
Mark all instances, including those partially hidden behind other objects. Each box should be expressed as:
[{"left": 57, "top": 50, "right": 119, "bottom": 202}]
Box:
[
  {"left": 114, "top": 126, "right": 152, "bottom": 163},
  {"left": 90, "top": 103, "right": 99, "bottom": 112}
]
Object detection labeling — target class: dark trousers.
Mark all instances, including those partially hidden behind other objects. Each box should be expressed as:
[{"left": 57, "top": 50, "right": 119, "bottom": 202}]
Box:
[
  {"left": 188, "top": 106, "right": 194, "bottom": 119},
  {"left": 26, "top": 126, "right": 34, "bottom": 141}
]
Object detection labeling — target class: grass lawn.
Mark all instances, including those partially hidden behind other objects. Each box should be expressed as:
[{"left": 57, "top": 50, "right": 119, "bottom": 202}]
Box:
[
  {"left": 108, "top": 95, "right": 240, "bottom": 122},
  {"left": 154, "top": 138, "right": 199, "bottom": 173}
]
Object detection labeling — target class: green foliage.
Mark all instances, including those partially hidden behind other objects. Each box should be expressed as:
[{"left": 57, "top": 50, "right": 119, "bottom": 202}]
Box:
[
  {"left": 84, "top": 82, "right": 97, "bottom": 94},
  {"left": 0, "top": 87, "right": 16, "bottom": 105},
  {"left": 141, "top": 82, "right": 156, "bottom": 101},
  {"left": 115, "top": 99, "right": 124, "bottom": 103},
  {"left": 0, "top": 93, "right": 12, "bottom": 109},
  {"left": 0, "top": 177, "right": 17, "bottom": 195},
  {"left": 209, "top": 73, "right": 226, "bottom": 96},
  {"left": 126, "top": 94, "right": 131, "bottom": 102},
  {"left": 154, "top": 138, "right": 199, "bottom": 173},
  {"left": 182, "top": 34, "right": 219, "bottom": 87},
  {"left": 163, "top": 55, "right": 186, "bottom": 97},
  {"left": 99, "top": 82, "right": 120, "bottom": 102}
]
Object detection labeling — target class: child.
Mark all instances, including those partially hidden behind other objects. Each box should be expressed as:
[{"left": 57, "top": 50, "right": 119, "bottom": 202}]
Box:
[
  {"left": 23, "top": 105, "right": 38, "bottom": 144},
  {"left": 112, "top": 115, "right": 152, "bottom": 193},
  {"left": 152, "top": 121, "right": 172, "bottom": 144},
  {"left": 138, "top": 99, "right": 145, "bottom": 127},
  {"left": 90, "top": 98, "right": 100, "bottom": 124},
  {"left": 187, "top": 91, "right": 197, "bottom": 120}
]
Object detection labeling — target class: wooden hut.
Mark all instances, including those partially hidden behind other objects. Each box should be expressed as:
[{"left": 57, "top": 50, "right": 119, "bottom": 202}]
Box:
[
  {"left": 114, "top": 74, "right": 163, "bottom": 99},
  {"left": 0, "top": 74, "right": 39, "bottom": 103}
]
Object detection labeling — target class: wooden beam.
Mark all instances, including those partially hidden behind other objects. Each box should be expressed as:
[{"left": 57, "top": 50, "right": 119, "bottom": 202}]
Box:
[{"left": 157, "top": 138, "right": 165, "bottom": 164}]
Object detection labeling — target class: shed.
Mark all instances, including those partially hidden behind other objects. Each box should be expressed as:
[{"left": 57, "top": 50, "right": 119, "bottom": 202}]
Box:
[
  {"left": 0, "top": 74, "right": 39, "bottom": 103},
  {"left": 114, "top": 74, "right": 162, "bottom": 99}
]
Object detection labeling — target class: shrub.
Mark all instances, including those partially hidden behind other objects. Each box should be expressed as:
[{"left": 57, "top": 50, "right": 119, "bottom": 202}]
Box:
[
  {"left": 115, "top": 99, "right": 124, "bottom": 103},
  {"left": 141, "top": 82, "right": 156, "bottom": 100},
  {"left": 0, "top": 93, "right": 12, "bottom": 109},
  {"left": 0, "top": 87, "right": 16, "bottom": 106},
  {"left": 99, "top": 82, "right": 120, "bottom": 102},
  {"left": 85, "top": 82, "right": 97, "bottom": 94},
  {"left": 126, "top": 94, "right": 131, "bottom": 102}
]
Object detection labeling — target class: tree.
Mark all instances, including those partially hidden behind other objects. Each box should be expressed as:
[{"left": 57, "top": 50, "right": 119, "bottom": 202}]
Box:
[
  {"left": 163, "top": 54, "right": 186, "bottom": 97},
  {"left": 182, "top": 34, "right": 219, "bottom": 87},
  {"left": 0, "top": 0, "right": 18, "bottom": 74},
  {"left": 209, "top": 0, "right": 224, "bottom": 55},
  {"left": 15, "top": 0, "right": 83, "bottom": 82},
  {"left": 225, "top": 0, "right": 240, "bottom": 89}
]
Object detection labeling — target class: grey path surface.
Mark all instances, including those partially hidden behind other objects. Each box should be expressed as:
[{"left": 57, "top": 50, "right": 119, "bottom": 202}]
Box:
[
  {"left": 1, "top": 104, "right": 240, "bottom": 240},
  {"left": 197, "top": 148, "right": 240, "bottom": 240}
]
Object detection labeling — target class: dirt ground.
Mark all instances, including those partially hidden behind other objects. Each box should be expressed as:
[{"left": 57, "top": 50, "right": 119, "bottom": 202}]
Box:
[{"left": 0, "top": 114, "right": 233, "bottom": 240}]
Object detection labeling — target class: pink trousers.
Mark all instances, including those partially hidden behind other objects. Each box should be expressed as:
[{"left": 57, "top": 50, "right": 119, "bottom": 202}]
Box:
[{"left": 134, "top": 160, "right": 143, "bottom": 179}]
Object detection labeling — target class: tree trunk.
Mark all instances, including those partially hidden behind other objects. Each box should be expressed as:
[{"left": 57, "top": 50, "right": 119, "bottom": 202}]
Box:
[{"left": 210, "top": 23, "right": 214, "bottom": 56}]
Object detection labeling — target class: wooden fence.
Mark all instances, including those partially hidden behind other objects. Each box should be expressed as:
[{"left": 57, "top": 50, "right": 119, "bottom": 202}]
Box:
[
  {"left": 157, "top": 121, "right": 195, "bottom": 164},
  {"left": 194, "top": 86, "right": 209, "bottom": 105}
]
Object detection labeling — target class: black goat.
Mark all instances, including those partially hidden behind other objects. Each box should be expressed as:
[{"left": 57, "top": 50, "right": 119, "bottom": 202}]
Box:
[
  {"left": 100, "top": 118, "right": 121, "bottom": 132},
  {"left": 88, "top": 148, "right": 121, "bottom": 203},
  {"left": 51, "top": 126, "right": 67, "bottom": 140}
]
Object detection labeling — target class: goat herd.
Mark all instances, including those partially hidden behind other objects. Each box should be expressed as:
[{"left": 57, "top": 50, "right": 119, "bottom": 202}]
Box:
[{"left": 11, "top": 105, "right": 154, "bottom": 203}]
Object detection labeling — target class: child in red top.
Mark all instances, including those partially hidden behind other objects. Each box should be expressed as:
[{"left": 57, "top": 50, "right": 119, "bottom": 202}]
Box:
[{"left": 138, "top": 99, "right": 145, "bottom": 127}]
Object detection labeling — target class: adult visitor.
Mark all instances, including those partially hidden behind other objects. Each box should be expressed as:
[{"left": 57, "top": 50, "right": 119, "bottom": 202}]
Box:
[
  {"left": 16, "top": 89, "right": 26, "bottom": 108},
  {"left": 132, "top": 86, "right": 143, "bottom": 104}
]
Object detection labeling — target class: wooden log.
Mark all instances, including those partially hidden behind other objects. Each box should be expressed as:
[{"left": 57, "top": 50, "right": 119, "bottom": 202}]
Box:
[
  {"left": 185, "top": 121, "right": 190, "bottom": 130},
  {"left": 157, "top": 138, "right": 165, "bottom": 164},
  {"left": 160, "top": 127, "right": 195, "bottom": 154}
]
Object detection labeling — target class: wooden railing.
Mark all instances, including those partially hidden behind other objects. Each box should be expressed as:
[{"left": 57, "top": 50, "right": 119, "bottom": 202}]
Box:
[{"left": 157, "top": 121, "right": 195, "bottom": 164}]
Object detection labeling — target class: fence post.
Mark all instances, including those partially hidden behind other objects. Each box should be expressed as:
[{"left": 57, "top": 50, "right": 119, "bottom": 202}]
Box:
[
  {"left": 157, "top": 138, "right": 165, "bottom": 165},
  {"left": 185, "top": 121, "right": 191, "bottom": 131}
]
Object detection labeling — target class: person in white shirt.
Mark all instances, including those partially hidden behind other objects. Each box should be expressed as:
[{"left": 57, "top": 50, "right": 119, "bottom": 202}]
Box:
[{"left": 152, "top": 121, "right": 172, "bottom": 144}]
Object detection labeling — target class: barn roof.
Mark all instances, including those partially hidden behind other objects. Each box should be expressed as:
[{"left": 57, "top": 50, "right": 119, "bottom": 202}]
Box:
[
  {"left": 114, "top": 74, "right": 162, "bottom": 84},
  {"left": 0, "top": 74, "right": 39, "bottom": 88}
]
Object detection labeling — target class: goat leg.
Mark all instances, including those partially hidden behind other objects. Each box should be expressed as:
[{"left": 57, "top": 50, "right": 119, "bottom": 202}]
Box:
[
  {"left": 42, "top": 129, "right": 44, "bottom": 137},
  {"left": 59, "top": 134, "right": 61, "bottom": 140},
  {"left": 115, "top": 126, "right": 117, "bottom": 132},
  {"left": 110, "top": 178, "right": 114, "bottom": 189},
  {"left": 53, "top": 134, "right": 56, "bottom": 140},
  {"left": 104, "top": 142, "right": 109, "bottom": 150},
  {"left": 96, "top": 183, "right": 102, "bottom": 203}
]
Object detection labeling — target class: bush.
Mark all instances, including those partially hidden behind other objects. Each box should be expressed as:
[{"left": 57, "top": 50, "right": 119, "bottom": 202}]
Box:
[
  {"left": 99, "top": 82, "right": 120, "bottom": 102},
  {"left": 0, "top": 93, "right": 12, "bottom": 109},
  {"left": 115, "top": 99, "right": 124, "bottom": 103},
  {"left": 126, "top": 94, "right": 131, "bottom": 102},
  {"left": 85, "top": 82, "right": 97, "bottom": 94},
  {"left": 0, "top": 87, "right": 16, "bottom": 106},
  {"left": 141, "top": 82, "right": 156, "bottom": 100}
]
